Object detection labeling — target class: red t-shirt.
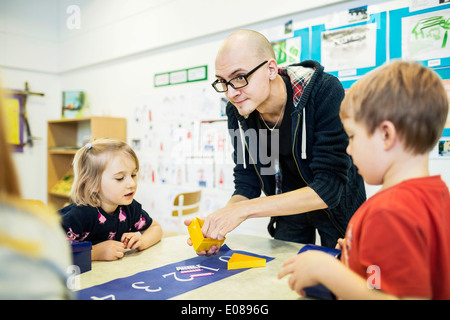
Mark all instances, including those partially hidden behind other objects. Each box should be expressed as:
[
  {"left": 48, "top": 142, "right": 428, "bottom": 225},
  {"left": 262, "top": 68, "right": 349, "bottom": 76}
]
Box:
[{"left": 341, "top": 176, "right": 450, "bottom": 299}]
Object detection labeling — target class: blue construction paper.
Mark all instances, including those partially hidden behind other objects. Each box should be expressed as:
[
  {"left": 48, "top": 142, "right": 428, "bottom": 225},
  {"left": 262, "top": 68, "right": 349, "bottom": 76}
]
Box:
[
  {"left": 76, "top": 245, "right": 274, "bottom": 300},
  {"left": 297, "top": 244, "right": 341, "bottom": 300}
]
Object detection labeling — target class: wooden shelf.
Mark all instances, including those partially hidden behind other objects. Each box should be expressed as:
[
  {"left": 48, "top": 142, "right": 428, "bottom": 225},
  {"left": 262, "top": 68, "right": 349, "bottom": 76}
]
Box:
[
  {"left": 49, "top": 148, "right": 78, "bottom": 155},
  {"left": 48, "top": 190, "right": 71, "bottom": 198},
  {"left": 47, "top": 116, "right": 126, "bottom": 209}
]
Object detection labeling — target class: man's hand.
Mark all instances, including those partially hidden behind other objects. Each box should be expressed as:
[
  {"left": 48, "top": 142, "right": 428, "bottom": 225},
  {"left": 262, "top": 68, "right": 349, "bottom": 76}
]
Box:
[
  {"left": 201, "top": 203, "right": 248, "bottom": 240},
  {"left": 184, "top": 218, "right": 220, "bottom": 256}
]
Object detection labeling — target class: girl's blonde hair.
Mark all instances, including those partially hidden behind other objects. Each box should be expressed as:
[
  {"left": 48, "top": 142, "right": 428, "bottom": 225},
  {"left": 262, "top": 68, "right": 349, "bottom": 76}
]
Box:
[
  {"left": 70, "top": 138, "right": 139, "bottom": 207},
  {"left": 340, "top": 61, "right": 449, "bottom": 155}
]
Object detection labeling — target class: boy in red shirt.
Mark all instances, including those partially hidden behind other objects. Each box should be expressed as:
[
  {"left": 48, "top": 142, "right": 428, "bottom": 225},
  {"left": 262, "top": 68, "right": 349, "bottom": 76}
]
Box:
[{"left": 278, "top": 61, "right": 450, "bottom": 299}]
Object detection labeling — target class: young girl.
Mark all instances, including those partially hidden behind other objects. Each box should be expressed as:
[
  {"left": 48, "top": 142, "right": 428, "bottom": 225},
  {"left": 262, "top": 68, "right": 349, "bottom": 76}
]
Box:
[{"left": 60, "top": 138, "right": 162, "bottom": 261}]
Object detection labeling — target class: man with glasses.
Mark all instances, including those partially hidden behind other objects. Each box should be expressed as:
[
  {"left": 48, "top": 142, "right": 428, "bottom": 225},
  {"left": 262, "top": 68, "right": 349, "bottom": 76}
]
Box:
[{"left": 188, "top": 29, "right": 366, "bottom": 254}]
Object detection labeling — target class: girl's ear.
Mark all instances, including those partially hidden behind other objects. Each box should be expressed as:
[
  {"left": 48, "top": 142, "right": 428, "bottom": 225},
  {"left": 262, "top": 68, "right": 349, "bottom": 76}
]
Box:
[{"left": 378, "top": 120, "right": 397, "bottom": 151}]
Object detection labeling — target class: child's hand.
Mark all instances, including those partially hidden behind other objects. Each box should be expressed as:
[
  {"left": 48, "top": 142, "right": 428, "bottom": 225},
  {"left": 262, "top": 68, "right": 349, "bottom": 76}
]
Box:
[
  {"left": 92, "top": 240, "right": 125, "bottom": 261},
  {"left": 335, "top": 238, "right": 345, "bottom": 250},
  {"left": 121, "top": 232, "right": 142, "bottom": 250},
  {"left": 278, "top": 251, "right": 332, "bottom": 296}
]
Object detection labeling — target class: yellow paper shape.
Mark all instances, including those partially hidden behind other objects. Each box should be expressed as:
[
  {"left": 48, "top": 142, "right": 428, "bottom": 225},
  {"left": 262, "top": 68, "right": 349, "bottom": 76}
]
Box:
[
  {"left": 227, "top": 253, "right": 266, "bottom": 270},
  {"left": 188, "top": 217, "right": 225, "bottom": 252}
]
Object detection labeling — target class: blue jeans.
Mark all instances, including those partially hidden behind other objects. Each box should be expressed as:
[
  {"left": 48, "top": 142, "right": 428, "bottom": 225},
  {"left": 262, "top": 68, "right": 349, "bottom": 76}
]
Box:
[{"left": 268, "top": 211, "right": 344, "bottom": 248}]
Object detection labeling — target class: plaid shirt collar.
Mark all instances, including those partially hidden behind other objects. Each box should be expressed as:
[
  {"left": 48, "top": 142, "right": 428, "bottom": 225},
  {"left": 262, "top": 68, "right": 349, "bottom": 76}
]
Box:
[{"left": 278, "top": 65, "right": 315, "bottom": 108}]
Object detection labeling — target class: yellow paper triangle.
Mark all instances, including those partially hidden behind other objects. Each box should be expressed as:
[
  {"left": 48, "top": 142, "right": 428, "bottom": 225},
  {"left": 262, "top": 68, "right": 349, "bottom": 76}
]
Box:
[{"left": 227, "top": 253, "right": 266, "bottom": 270}]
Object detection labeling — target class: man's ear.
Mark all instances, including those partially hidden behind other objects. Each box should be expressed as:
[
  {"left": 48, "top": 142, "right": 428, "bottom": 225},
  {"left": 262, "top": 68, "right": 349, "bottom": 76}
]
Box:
[
  {"left": 378, "top": 120, "right": 397, "bottom": 151},
  {"left": 267, "top": 59, "right": 278, "bottom": 80}
]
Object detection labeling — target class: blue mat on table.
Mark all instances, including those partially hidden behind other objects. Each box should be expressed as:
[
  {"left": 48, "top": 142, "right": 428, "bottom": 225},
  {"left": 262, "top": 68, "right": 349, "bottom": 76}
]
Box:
[{"left": 76, "top": 245, "right": 274, "bottom": 300}]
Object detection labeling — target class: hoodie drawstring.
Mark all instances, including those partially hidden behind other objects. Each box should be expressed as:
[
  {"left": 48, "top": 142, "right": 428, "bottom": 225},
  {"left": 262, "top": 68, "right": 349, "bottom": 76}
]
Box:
[
  {"left": 301, "top": 108, "right": 307, "bottom": 159},
  {"left": 239, "top": 122, "right": 247, "bottom": 169}
]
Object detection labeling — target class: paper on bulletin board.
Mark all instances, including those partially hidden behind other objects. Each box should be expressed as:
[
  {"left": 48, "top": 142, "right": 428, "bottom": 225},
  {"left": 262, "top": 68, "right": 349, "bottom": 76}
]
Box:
[
  {"left": 321, "top": 23, "right": 377, "bottom": 72},
  {"left": 272, "top": 36, "right": 302, "bottom": 67},
  {"left": 431, "top": 128, "right": 450, "bottom": 159},
  {"left": 311, "top": 11, "right": 387, "bottom": 78},
  {"left": 389, "top": 4, "right": 450, "bottom": 68},
  {"left": 401, "top": 8, "right": 450, "bottom": 62},
  {"left": 4, "top": 97, "right": 21, "bottom": 146},
  {"left": 431, "top": 77, "right": 450, "bottom": 159}
]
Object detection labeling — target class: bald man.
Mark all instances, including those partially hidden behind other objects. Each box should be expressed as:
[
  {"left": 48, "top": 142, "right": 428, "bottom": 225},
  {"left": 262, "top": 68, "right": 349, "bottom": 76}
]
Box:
[{"left": 187, "top": 30, "right": 366, "bottom": 253}]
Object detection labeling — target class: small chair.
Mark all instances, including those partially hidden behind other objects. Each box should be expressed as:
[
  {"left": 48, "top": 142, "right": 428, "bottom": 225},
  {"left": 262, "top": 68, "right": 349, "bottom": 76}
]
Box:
[{"left": 171, "top": 190, "right": 202, "bottom": 234}]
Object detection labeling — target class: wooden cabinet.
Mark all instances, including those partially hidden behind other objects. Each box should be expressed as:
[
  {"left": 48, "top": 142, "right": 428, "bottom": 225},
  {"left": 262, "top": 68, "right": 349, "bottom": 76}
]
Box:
[{"left": 47, "top": 116, "right": 126, "bottom": 209}]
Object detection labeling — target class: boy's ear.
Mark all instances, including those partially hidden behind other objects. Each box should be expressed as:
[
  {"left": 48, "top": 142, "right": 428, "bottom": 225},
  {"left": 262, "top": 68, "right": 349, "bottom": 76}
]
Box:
[{"left": 378, "top": 120, "right": 397, "bottom": 151}]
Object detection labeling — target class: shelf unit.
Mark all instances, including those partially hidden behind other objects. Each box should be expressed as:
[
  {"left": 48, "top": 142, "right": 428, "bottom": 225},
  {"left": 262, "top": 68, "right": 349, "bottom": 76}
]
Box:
[{"left": 47, "top": 116, "right": 126, "bottom": 209}]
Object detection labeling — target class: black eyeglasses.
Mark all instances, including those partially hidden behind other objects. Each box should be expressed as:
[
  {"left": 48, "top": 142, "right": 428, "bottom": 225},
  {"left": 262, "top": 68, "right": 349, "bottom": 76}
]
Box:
[{"left": 211, "top": 60, "right": 268, "bottom": 93}]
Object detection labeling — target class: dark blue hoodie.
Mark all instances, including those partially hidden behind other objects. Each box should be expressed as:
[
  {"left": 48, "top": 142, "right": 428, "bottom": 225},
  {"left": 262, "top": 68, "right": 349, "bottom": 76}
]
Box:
[{"left": 225, "top": 60, "right": 366, "bottom": 237}]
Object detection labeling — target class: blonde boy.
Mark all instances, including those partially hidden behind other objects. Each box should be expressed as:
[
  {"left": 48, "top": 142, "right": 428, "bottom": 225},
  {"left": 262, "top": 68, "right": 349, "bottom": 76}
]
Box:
[{"left": 278, "top": 61, "right": 450, "bottom": 299}]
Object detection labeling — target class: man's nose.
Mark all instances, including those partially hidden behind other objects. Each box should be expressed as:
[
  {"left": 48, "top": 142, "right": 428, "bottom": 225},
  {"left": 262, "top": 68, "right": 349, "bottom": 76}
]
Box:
[{"left": 226, "top": 84, "right": 240, "bottom": 99}]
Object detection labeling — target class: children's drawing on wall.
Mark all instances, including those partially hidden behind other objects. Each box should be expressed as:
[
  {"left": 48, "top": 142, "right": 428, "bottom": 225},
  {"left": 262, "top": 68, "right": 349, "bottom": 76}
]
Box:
[
  {"left": 199, "top": 119, "right": 231, "bottom": 159},
  {"left": 131, "top": 94, "right": 158, "bottom": 151},
  {"left": 272, "top": 36, "right": 301, "bottom": 67},
  {"left": 430, "top": 128, "right": 450, "bottom": 159},
  {"left": 188, "top": 87, "right": 223, "bottom": 119},
  {"left": 348, "top": 6, "right": 368, "bottom": 24},
  {"left": 139, "top": 158, "right": 157, "bottom": 184},
  {"left": 439, "top": 138, "right": 450, "bottom": 157},
  {"left": 321, "top": 23, "right": 377, "bottom": 72},
  {"left": 402, "top": 9, "right": 450, "bottom": 61},
  {"left": 185, "top": 156, "right": 215, "bottom": 188},
  {"left": 129, "top": 87, "right": 233, "bottom": 233},
  {"left": 215, "top": 163, "right": 235, "bottom": 190}
]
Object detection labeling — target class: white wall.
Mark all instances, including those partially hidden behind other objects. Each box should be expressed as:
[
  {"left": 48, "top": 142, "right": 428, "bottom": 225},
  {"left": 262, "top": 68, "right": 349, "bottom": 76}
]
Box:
[
  {"left": 1, "top": 0, "right": 449, "bottom": 238},
  {"left": 0, "top": 68, "right": 61, "bottom": 202},
  {"left": 0, "top": 0, "right": 61, "bottom": 201},
  {"left": 56, "top": 0, "right": 349, "bottom": 72}
]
